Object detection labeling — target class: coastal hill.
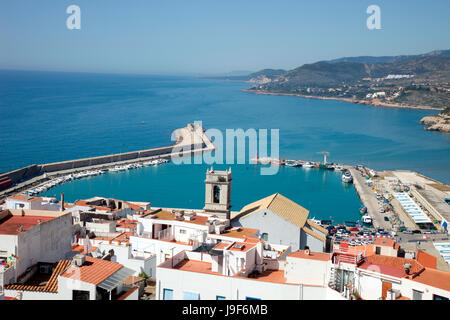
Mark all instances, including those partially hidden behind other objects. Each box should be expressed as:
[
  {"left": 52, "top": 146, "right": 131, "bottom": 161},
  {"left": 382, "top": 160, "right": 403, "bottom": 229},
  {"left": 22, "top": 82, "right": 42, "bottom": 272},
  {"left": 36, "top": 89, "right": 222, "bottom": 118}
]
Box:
[
  {"left": 211, "top": 50, "right": 450, "bottom": 110},
  {"left": 326, "top": 49, "right": 450, "bottom": 64}
]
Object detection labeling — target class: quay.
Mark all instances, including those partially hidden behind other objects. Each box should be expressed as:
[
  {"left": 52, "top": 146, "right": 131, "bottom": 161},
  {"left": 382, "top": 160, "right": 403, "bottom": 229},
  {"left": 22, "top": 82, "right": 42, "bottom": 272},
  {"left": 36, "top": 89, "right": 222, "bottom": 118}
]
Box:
[{"left": 0, "top": 123, "right": 215, "bottom": 201}]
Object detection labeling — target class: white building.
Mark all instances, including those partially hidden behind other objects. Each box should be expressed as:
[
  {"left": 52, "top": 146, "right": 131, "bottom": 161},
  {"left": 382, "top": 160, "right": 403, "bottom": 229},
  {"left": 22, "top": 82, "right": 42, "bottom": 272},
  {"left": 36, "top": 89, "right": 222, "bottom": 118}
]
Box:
[
  {"left": 4, "top": 254, "right": 138, "bottom": 300},
  {"left": 0, "top": 209, "right": 72, "bottom": 287},
  {"left": 5, "top": 195, "right": 61, "bottom": 211},
  {"left": 231, "top": 193, "right": 329, "bottom": 252},
  {"left": 156, "top": 247, "right": 345, "bottom": 300}
]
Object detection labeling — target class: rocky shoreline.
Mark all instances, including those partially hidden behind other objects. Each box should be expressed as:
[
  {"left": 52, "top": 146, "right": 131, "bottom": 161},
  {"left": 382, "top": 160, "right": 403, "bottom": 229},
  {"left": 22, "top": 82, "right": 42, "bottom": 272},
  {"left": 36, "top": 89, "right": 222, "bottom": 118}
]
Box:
[
  {"left": 420, "top": 114, "right": 450, "bottom": 133},
  {"left": 241, "top": 89, "right": 443, "bottom": 111}
]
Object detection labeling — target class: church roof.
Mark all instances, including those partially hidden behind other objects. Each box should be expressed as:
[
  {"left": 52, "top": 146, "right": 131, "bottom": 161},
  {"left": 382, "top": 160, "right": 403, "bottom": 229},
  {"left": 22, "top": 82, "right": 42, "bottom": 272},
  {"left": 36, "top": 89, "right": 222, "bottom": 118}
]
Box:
[{"left": 234, "top": 193, "right": 310, "bottom": 229}]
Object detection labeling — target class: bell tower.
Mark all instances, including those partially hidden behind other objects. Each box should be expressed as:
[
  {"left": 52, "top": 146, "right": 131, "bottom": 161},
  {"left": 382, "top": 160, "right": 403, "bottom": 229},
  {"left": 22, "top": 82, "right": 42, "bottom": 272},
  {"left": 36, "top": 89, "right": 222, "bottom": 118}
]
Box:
[{"left": 204, "top": 167, "right": 232, "bottom": 220}]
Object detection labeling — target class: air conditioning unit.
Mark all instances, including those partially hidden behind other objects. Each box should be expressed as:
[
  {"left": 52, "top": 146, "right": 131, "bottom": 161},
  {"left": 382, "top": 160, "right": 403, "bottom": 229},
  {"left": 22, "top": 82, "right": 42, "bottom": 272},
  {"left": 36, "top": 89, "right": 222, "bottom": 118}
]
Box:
[
  {"left": 386, "top": 289, "right": 401, "bottom": 300},
  {"left": 72, "top": 254, "right": 86, "bottom": 267}
]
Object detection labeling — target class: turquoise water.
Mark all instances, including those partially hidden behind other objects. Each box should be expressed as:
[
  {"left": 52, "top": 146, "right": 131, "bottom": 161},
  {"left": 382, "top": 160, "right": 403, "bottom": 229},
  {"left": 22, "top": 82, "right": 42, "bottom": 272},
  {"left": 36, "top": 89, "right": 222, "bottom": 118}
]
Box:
[
  {"left": 40, "top": 161, "right": 360, "bottom": 223},
  {"left": 1, "top": 70, "right": 449, "bottom": 222}
]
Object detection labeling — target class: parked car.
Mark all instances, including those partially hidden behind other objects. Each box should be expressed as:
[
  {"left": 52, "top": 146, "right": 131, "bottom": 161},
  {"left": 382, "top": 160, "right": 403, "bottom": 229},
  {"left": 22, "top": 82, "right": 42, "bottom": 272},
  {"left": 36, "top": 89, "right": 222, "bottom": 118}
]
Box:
[
  {"left": 403, "top": 230, "right": 413, "bottom": 234},
  {"left": 384, "top": 217, "right": 389, "bottom": 222},
  {"left": 348, "top": 227, "right": 359, "bottom": 232},
  {"left": 412, "top": 230, "right": 422, "bottom": 234}
]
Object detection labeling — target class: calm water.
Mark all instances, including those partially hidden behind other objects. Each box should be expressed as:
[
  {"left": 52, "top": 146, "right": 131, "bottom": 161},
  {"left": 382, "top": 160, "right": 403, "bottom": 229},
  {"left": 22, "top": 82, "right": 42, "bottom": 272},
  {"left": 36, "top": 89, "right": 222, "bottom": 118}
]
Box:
[{"left": 1, "top": 70, "right": 449, "bottom": 222}]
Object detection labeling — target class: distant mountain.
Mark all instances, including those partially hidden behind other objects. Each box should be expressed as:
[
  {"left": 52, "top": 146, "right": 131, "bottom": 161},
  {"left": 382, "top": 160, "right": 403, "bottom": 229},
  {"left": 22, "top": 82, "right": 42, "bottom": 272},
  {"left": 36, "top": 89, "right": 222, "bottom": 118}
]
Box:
[
  {"left": 202, "top": 68, "right": 285, "bottom": 81},
  {"left": 244, "top": 50, "right": 450, "bottom": 109},
  {"left": 261, "top": 55, "right": 450, "bottom": 88},
  {"left": 326, "top": 50, "right": 450, "bottom": 65}
]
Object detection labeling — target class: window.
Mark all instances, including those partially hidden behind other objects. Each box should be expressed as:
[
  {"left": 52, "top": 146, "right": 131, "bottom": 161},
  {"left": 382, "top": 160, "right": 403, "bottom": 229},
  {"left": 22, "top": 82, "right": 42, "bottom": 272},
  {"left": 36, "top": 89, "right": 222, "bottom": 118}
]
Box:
[
  {"left": 213, "top": 185, "right": 221, "bottom": 203},
  {"left": 179, "top": 229, "right": 186, "bottom": 234},
  {"left": 246, "top": 296, "right": 261, "bottom": 300},
  {"left": 164, "top": 254, "right": 171, "bottom": 261},
  {"left": 72, "top": 290, "right": 90, "bottom": 300},
  {"left": 163, "top": 288, "right": 174, "bottom": 300},
  {"left": 412, "top": 290, "right": 423, "bottom": 300},
  {"left": 375, "top": 246, "right": 381, "bottom": 254},
  {"left": 183, "top": 291, "right": 200, "bottom": 300},
  {"left": 216, "top": 295, "right": 226, "bottom": 300},
  {"left": 261, "top": 233, "right": 268, "bottom": 241},
  {"left": 433, "top": 294, "right": 449, "bottom": 300}
]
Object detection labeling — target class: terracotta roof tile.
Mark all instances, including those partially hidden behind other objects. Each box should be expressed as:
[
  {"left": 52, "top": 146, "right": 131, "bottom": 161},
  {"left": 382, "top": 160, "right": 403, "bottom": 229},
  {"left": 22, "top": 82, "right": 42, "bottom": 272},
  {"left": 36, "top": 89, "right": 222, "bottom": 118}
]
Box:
[
  {"left": 61, "top": 256, "right": 123, "bottom": 285},
  {"left": 288, "top": 250, "right": 331, "bottom": 261},
  {"left": 411, "top": 268, "right": 450, "bottom": 292},
  {"left": 358, "top": 255, "right": 424, "bottom": 278},
  {"left": 237, "top": 193, "right": 310, "bottom": 228}
]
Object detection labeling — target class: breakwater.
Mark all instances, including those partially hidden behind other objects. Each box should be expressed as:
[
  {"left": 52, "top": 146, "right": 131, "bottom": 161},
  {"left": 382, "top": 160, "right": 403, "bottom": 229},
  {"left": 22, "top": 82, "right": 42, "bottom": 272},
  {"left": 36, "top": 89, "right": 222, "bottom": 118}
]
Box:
[{"left": 0, "top": 123, "right": 214, "bottom": 199}]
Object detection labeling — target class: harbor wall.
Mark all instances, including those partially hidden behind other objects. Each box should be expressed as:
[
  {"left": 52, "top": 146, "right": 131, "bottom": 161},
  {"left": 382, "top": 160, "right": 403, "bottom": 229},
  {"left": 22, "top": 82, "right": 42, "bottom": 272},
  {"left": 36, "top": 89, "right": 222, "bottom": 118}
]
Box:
[
  {"left": 0, "top": 165, "right": 41, "bottom": 184},
  {"left": 0, "top": 142, "right": 206, "bottom": 184}
]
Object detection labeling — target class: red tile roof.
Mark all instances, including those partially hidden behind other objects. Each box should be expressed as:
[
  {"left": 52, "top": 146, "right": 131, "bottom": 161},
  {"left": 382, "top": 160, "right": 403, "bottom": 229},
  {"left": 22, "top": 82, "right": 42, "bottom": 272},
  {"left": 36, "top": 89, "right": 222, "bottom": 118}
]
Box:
[
  {"left": 0, "top": 212, "right": 54, "bottom": 235},
  {"left": 61, "top": 256, "right": 123, "bottom": 285},
  {"left": 7, "top": 195, "right": 41, "bottom": 202},
  {"left": 374, "top": 238, "right": 400, "bottom": 249},
  {"left": 416, "top": 250, "right": 437, "bottom": 269},
  {"left": 411, "top": 268, "right": 450, "bottom": 292},
  {"left": 288, "top": 250, "right": 331, "bottom": 261},
  {"left": 71, "top": 244, "right": 99, "bottom": 255},
  {"left": 358, "top": 255, "right": 424, "bottom": 278}
]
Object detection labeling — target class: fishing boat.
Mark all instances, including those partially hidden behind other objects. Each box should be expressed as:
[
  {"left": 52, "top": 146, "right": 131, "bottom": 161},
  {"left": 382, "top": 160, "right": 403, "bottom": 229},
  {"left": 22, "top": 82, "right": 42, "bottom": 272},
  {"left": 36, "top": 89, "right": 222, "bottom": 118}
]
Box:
[{"left": 342, "top": 171, "right": 353, "bottom": 183}]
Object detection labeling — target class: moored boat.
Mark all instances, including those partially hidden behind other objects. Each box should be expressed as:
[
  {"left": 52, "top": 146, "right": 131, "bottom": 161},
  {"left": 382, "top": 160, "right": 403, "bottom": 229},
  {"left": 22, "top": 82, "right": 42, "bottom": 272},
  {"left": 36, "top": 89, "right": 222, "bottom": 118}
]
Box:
[{"left": 342, "top": 171, "right": 353, "bottom": 183}]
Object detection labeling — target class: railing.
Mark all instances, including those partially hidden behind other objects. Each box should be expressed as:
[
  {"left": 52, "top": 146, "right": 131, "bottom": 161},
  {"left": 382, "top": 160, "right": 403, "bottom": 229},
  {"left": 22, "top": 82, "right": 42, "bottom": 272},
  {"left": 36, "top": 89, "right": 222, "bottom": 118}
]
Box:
[{"left": 158, "top": 228, "right": 174, "bottom": 241}]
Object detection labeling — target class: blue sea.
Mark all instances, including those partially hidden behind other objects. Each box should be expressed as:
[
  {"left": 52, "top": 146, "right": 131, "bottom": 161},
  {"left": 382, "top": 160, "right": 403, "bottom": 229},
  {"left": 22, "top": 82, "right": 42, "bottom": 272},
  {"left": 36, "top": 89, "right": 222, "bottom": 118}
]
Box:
[{"left": 1, "top": 70, "right": 449, "bottom": 222}]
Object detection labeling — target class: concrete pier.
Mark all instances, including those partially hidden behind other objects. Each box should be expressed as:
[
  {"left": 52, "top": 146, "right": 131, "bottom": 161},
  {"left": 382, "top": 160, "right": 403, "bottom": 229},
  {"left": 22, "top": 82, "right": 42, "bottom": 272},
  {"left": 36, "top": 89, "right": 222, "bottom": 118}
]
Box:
[
  {"left": 0, "top": 123, "right": 215, "bottom": 200},
  {"left": 346, "top": 166, "right": 391, "bottom": 230}
]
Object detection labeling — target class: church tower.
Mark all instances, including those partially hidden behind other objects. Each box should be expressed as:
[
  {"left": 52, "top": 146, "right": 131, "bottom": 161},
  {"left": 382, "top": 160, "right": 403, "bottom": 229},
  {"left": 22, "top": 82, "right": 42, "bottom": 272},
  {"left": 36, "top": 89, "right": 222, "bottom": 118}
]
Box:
[{"left": 203, "top": 167, "right": 232, "bottom": 220}]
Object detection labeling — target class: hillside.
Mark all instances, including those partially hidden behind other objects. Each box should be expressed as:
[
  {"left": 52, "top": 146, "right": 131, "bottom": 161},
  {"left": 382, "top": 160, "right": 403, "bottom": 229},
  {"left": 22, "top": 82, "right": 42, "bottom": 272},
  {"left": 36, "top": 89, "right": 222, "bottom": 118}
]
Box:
[{"left": 244, "top": 50, "right": 450, "bottom": 109}]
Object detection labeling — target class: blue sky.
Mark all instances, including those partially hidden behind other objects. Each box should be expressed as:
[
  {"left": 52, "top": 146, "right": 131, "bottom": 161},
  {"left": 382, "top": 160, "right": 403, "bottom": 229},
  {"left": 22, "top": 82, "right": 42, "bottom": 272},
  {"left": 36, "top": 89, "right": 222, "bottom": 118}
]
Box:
[{"left": 1, "top": 0, "right": 449, "bottom": 75}]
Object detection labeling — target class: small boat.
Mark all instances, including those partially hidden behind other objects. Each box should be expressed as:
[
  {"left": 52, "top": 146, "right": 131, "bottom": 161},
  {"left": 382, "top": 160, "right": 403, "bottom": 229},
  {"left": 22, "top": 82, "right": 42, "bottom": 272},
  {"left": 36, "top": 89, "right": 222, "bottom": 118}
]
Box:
[
  {"left": 342, "top": 171, "right": 353, "bottom": 183},
  {"left": 303, "top": 162, "right": 314, "bottom": 168},
  {"left": 285, "top": 160, "right": 301, "bottom": 167},
  {"left": 361, "top": 215, "right": 373, "bottom": 225},
  {"left": 360, "top": 205, "right": 367, "bottom": 214},
  {"left": 334, "top": 165, "right": 345, "bottom": 171}
]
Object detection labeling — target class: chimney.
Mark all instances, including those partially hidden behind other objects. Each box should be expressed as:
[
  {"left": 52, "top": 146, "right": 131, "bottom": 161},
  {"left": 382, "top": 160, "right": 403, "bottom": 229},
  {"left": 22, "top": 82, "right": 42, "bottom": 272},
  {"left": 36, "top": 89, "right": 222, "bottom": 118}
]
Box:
[
  {"left": 60, "top": 193, "right": 65, "bottom": 212},
  {"left": 403, "top": 263, "right": 411, "bottom": 275}
]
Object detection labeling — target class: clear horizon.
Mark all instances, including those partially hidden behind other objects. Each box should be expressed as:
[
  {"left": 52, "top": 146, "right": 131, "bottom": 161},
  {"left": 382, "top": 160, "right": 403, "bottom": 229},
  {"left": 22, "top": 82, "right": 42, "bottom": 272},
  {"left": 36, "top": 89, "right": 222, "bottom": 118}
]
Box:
[{"left": 1, "top": 0, "right": 450, "bottom": 75}]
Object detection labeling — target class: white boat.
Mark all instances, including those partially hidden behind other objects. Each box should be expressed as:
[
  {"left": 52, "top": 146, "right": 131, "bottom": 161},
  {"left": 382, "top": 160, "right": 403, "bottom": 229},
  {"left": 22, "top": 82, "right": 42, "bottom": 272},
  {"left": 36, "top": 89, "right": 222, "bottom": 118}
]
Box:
[
  {"left": 285, "top": 160, "right": 301, "bottom": 167},
  {"left": 342, "top": 171, "right": 353, "bottom": 183},
  {"left": 334, "top": 165, "right": 345, "bottom": 171},
  {"left": 362, "top": 215, "right": 373, "bottom": 224},
  {"left": 303, "top": 162, "right": 314, "bottom": 168}
]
